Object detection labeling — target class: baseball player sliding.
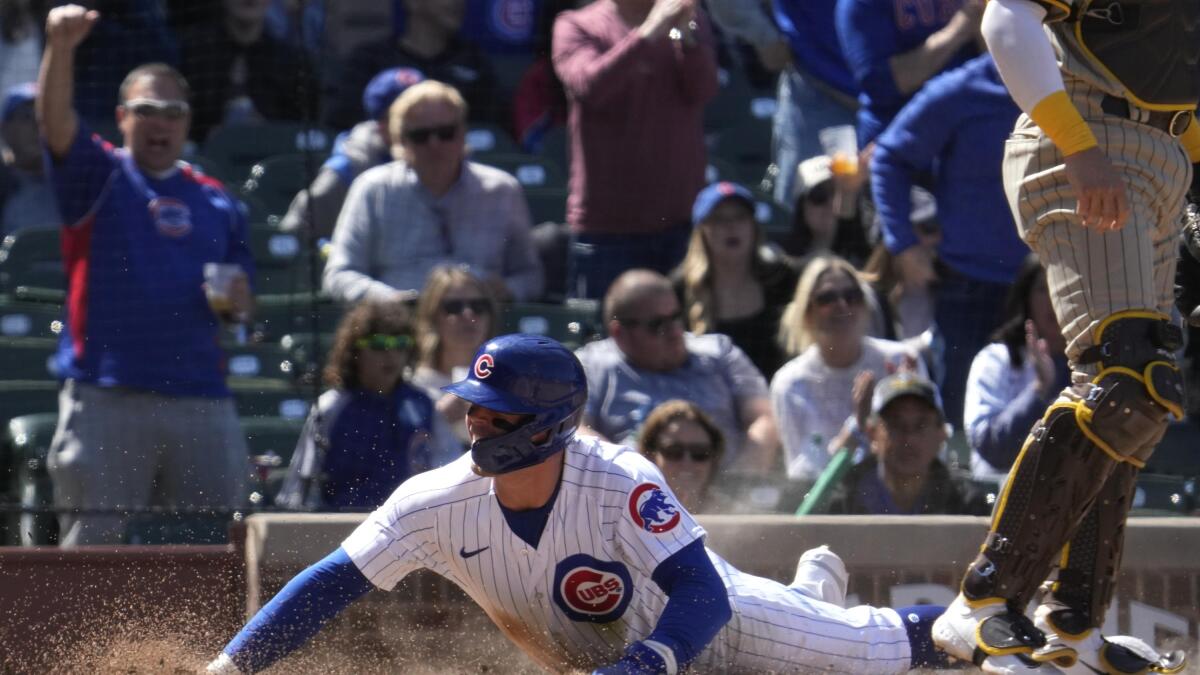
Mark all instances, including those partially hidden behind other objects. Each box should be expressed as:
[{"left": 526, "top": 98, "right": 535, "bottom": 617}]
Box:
[
  {"left": 207, "top": 334, "right": 951, "bottom": 674},
  {"left": 932, "top": 0, "right": 1198, "bottom": 674}
]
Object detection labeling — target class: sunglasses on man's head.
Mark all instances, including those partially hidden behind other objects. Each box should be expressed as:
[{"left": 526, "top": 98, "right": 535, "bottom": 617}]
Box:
[
  {"left": 403, "top": 124, "right": 460, "bottom": 145},
  {"left": 813, "top": 286, "right": 865, "bottom": 308},
  {"left": 123, "top": 98, "right": 190, "bottom": 121},
  {"left": 441, "top": 298, "right": 491, "bottom": 316},
  {"left": 657, "top": 442, "right": 716, "bottom": 462},
  {"left": 355, "top": 334, "right": 414, "bottom": 352},
  {"left": 619, "top": 311, "right": 684, "bottom": 335}
]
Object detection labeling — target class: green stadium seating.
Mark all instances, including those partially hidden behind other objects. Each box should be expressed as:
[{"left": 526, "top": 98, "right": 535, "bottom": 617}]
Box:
[
  {"left": 241, "top": 153, "right": 328, "bottom": 219},
  {"left": 0, "top": 299, "right": 64, "bottom": 339},
  {"left": 464, "top": 122, "right": 519, "bottom": 155},
  {"left": 0, "top": 226, "right": 64, "bottom": 296},
  {"left": 0, "top": 336, "right": 60, "bottom": 381},
  {"left": 473, "top": 152, "right": 565, "bottom": 189},
  {"left": 499, "top": 301, "right": 603, "bottom": 350},
  {"left": 248, "top": 225, "right": 320, "bottom": 296},
  {"left": 184, "top": 153, "right": 235, "bottom": 184},
  {"left": 124, "top": 513, "right": 233, "bottom": 545},
  {"left": 524, "top": 187, "right": 568, "bottom": 226},
  {"left": 223, "top": 340, "right": 299, "bottom": 382},
  {"left": 253, "top": 292, "right": 342, "bottom": 341},
  {"left": 711, "top": 117, "right": 774, "bottom": 187},
  {"left": 0, "top": 380, "right": 59, "bottom": 424},
  {"left": 749, "top": 189, "right": 793, "bottom": 235},
  {"left": 1132, "top": 473, "right": 1196, "bottom": 516},
  {"left": 242, "top": 415, "right": 306, "bottom": 506},
  {"left": 1143, "top": 419, "right": 1200, "bottom": 479},
  {"left": 3, "top": 413, "right": 59, "bottom": 545},
  {"left": 202, "top": 122, "right": 335, "bottom": 183},
  {"left": 539, "top": 126, "right": 569, "bottom": 177},
  {"left": 231, "top": 379, "right": 312, "bottom": 420}
]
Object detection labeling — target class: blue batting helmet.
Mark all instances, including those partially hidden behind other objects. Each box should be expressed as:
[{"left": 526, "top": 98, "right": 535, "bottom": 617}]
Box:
[{"left": 443, "top": 334, "right": 588, "bottom": 474}]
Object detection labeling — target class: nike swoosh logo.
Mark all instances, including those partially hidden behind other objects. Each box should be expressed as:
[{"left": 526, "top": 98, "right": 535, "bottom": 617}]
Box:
[{"left": 460, "top": 545, "right": 490, "bottom": 559}]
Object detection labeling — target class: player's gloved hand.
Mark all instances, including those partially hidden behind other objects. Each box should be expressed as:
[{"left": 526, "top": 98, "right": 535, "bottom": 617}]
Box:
[
  {"left": 1175, "top": 203, "right": 1200, "bottom": 327},
  {"left": 591, "top": 640, "right": 677, "bottom": 675}
]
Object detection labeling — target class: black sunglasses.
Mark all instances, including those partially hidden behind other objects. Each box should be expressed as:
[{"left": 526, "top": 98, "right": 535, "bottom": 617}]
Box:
[
  {"left": 123, "top": 97, "right": 190, "bottom": 121},
  {"left": 813, "top": 287, "right": 865, "bottom": 308},
  {"left": 355, "top": 333, "right": 414, "bottom": 352},
  {"left": 619, "top": 311, "right": 684, "bottom": 335},
  {"left": 657, "top": 443, "right": 716, "bottom": 462},
  {"left": 404, "top": 123, "right": 460, "bottom": 145},
  {"left": 441, "top": 298, "right": 491, "bottom": 316}
]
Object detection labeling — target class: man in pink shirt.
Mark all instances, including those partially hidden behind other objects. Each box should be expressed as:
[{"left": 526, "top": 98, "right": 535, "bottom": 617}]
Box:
[{"left": 553, "top": 0, "right": 718, "bottom": 300}]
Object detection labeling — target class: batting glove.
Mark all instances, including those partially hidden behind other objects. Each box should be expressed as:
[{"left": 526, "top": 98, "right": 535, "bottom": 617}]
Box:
[
  {"left": 206, "top": 652, "right": 245, "bottom": 675},
  {"left": 591, "top": 639, "right": 677, "bottom": 675}
]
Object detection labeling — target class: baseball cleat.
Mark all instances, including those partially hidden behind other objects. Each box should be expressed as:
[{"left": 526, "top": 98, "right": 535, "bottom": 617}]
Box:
[
  {"left": 1031, "top": 606, "right": 1187, "bottom": 674},
  {"left": 933, "top": 594, "right": 1053, "bottom": 674}
]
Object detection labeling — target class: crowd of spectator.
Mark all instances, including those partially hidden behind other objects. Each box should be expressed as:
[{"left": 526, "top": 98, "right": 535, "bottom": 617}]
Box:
[{"left": 3, "top": 0, "right": 1200, "bottom": 548}]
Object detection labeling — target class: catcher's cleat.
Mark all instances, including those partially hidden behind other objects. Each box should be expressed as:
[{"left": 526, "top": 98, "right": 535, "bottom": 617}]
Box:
[
  {"left": 1031, "top": 606, "right": 1187, "bottom": 674},
  {"left": 932, "top": 594, "right": 1052, "bottom": 674}
]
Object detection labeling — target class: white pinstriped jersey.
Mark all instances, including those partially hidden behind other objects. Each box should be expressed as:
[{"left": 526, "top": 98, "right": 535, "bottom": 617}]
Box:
[{"left": 342, "top": 436, "right": 913, "bottom": 673}]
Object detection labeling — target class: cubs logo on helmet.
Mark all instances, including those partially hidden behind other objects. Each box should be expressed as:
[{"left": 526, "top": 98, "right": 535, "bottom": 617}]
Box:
[
  {"left": 474, "top": 353, "right": 495, "bottom": 379},
  {"left": 552, "top": 554, "right": 633, "bottom": 623},
  {"left": 628, "top": 483, "right": 681, "bottom": 534},
  {"left": 148, "top": 197, "right": 192, "bottom": 238}
]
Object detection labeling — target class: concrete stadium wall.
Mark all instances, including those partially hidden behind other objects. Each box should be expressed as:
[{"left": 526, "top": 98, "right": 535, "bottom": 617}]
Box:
[{"left": 243, "top": 514, "right": 1200, "bottom": 648}]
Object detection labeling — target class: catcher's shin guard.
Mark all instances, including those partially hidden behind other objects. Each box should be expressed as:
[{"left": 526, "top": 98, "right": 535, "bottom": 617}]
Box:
[
  {"left": 958, "top": 312, "right": 1185, "bottom": 644},
  {"left": 1034, "top": 462, "right": 1140, "bottom": 663}
]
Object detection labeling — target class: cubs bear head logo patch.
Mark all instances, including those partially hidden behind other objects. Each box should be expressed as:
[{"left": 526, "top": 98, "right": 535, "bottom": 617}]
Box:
[
  {"left": 552, "top": 554, "right": 632, "bottom": 623},
  {"left": 474, "top": 353, "right": 494, "bottom": 379},
  {"left": 149, "top": 197, "right": 192, "bottom": 238},
  {"left": 628, "top": 483, "right": 681, "bottom": 534}
]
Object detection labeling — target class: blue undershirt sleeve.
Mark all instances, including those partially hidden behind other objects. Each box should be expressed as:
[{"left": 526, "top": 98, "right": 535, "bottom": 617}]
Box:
[
  {"left": 222, "top": 547, "right": 375, "bottom": 673},
  {"left": 646, "top": 538, "right": 732, "bottom": 668}
]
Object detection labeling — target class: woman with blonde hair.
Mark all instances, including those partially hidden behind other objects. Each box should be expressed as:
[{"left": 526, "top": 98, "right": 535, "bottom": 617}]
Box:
[
  {"left": 672, "top": 182, "right": 798, "bottom": 379},
  {"left": 410, "top": 265, "right": 498, "bottom": 442},
  {"left": 770, "top": 255, "right": 924, "bottom": 485}
]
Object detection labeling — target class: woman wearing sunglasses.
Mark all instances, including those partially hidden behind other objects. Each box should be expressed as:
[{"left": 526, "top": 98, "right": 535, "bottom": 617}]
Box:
[
  {"left": 637, "top": 400, "right": 727, "bottom": 514},
  {"left": 773, "top": 155, "right": 872, "bottom": 268},
  {"left": 277, "top": 300, "right": 460, "bottom": 511},
  {"left": 410, "top": 266, "right": 498, "bottom": 444},
  {"left": 770, "top": 255, "right": 925, "bottom": 493}
]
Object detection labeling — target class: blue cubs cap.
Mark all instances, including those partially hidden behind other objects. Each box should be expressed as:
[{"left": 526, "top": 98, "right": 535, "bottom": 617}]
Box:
[
  {"left": 1, "top": 82, "right": 36, "bottom": 124},
  {"left": 692, "top": 181, "right": 756, "bottom": 226},
  {"left": 362, "top": 67, "right": 425, "bottom": 121},
  {"left": 871, "top": 371, "right": 945, "bottom": 421}
]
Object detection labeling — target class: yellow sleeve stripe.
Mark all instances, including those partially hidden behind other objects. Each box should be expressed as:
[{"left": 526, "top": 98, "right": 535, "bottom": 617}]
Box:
[
  {"left": 1179, "top": 113, "right": 1200, "bottom": 163},
  {"left": 1029, "top": 90, "right": 1099, "bottom": 156}
]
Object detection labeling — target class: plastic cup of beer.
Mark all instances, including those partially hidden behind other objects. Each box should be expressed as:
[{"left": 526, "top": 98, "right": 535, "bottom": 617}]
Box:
[
  {"left": 819, "top": 125, "right": 859, "bottom": 177},
  {"left": 203, "top": 262, "right": 245, "bottom": 315}
]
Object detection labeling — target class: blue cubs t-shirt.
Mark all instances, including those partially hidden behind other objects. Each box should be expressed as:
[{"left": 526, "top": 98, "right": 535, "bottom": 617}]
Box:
[{"left": 47, "top": 124, "right": 255, "bottom": 397}]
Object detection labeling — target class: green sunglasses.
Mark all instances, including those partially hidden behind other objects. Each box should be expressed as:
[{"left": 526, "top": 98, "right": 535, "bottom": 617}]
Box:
[{"left": 355, "top": 334, "right": 414, "bottom": 352}]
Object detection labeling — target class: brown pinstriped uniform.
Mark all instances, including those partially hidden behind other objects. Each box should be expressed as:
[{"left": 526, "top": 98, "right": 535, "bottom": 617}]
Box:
[{"left": 1002, "top": 6, "right": 1193, "bottom": 378}]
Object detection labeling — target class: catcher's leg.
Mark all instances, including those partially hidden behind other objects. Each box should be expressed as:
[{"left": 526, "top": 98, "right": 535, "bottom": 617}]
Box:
[{"left": 933, "top": 312, "right": 1185, "bottom": 671}]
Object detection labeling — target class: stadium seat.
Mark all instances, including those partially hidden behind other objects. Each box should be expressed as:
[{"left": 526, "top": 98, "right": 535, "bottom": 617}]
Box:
[
  {"left": 278, "top": 332, "right": 336, "bottom": 380},
  {"left": 0, "top": 380, "right": 60, "bottom": 424},
  {"left": 711, "top": 117, "right": 774, "bottom": 188},
  {"left": 705, "top": 66, "right": 777, "bottom": 133},
  {"left": 1131, "top": 473, "right": 1196, "bottom": 516},
  {"left": 749, "top": 189, "right": 792, "bottom": 235},
  {"left": 0, "top": 299, "right": 64, "bottom": 339},
  {"left": 499, "top": 301, "right": 603, "bottom": 350},
  {"left": 242, "top": 415, "right": 306, "bottom": 506},
  {"left": 524, "top": 187, "right": 568, "bottom": 226},
  {"left": 0, "top": 336, "right": 60, "bottom": 381},
  {"left": 473, "top": 152, "right": 565, "bottom": 189},
  {"left": 539, "top": 125, "right": 569, "bottom": 174},
  {"left": 3, "top": 412, "right": 59, "bottom": 545},
  {"left": 223, "top": 340, "right": 299, "bottom": 382},
  {"left": 1144, "top": 419, "right": 1200, "bottom": 479},
  {"left": 231, "top": 379, "right": 312, "bottom": 420},
  {"left": 241, "top": 153, "right": 328, "bottom": 219},
  {"left": 253, "top": 292, "right": 342, "bottom": 342},
  {"left": 465, "top": 122, "right": 520, "bottom": 155},
  {"left": 248, "top": 225, "right": 319, "bottom": 296},
  {"left": 202, "top": 122, "right": 335, "bottom": 183},
  {"left": 0, "top": 226, "right": 65, "bottom": 297}
]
